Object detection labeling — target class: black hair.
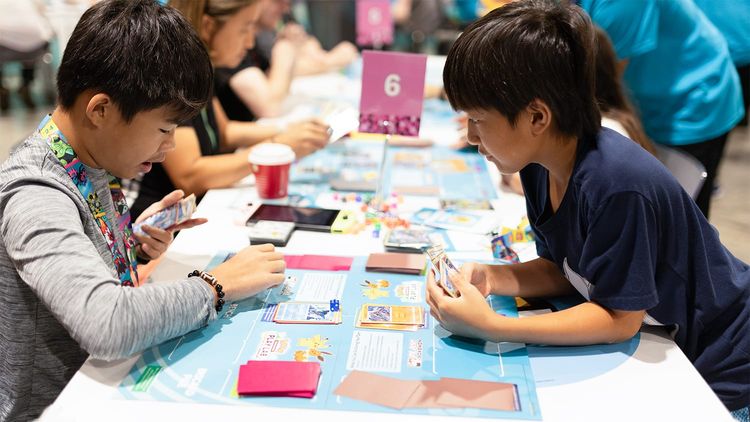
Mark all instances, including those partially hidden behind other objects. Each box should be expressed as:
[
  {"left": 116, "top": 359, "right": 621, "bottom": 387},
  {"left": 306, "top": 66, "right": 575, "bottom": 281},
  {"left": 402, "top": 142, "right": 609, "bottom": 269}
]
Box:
[
  {"left": 594, "top": 26, "right": 656, "bottom": 156},
  {"left": 443, "top": 0, "right": 601, "bottom": 140},
  {"left": 57, "top": 0, "right": 213, "bottom": 123}
]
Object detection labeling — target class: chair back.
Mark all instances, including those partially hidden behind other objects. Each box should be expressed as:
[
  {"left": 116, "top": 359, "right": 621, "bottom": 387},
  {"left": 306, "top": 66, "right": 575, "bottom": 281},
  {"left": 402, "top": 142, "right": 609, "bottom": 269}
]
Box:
[{"left": 655, "top": 144, "right": 707, "bottom": 200}]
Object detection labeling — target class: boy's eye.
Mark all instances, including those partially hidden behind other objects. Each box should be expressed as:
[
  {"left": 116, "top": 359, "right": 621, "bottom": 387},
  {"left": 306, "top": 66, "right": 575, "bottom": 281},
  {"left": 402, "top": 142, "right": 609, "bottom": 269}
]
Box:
[{"left": 159, "top": 128, "right": 171, "bottom": 134}]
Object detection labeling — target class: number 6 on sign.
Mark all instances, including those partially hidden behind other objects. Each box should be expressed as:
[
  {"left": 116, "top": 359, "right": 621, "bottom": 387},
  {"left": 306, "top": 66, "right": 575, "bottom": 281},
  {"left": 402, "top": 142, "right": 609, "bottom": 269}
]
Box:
[
  {"left": 384, "top": 74, "right": 401, "bottom": 97},
  {"left": 359, "top": 51, "right": 427, "bottom": 136}
]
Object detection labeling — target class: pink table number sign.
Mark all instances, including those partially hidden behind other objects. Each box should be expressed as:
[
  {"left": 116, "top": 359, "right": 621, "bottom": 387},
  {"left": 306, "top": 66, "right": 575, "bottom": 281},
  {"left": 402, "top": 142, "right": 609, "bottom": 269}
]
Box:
[
  {"left": 356, "top": 0, "right": 394, "bottom": 47},
  {"left": 358, "top": 50, "right": 427, "bottom": 136}
]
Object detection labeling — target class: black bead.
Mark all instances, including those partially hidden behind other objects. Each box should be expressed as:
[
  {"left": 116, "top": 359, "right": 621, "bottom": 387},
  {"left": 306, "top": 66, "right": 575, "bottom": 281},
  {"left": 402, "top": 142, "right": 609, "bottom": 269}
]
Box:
[
  {"left": 217, "top": 298, "right": 225, "bottom": 306},
  {"left": 215, "top": 283, "right": 223, "bottom": 292},
  {"left": 217, "top": 290, "right": 225, "bottom": 298}
]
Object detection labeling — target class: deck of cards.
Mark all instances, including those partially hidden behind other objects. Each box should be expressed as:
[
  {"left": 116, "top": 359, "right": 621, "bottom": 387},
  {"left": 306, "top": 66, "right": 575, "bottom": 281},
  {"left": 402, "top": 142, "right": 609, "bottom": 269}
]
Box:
[
  {"left": 383, "top": 227, "right": 434, "bottom": 253},
  {"left": 355, "top": 304, "right": 425, "bottom": 331},
  {"left": 133, "top": 193, "right": 197, "bottom": 235},
  {"left": 423, "top": 244, "right": 461, "bottom": 298}
]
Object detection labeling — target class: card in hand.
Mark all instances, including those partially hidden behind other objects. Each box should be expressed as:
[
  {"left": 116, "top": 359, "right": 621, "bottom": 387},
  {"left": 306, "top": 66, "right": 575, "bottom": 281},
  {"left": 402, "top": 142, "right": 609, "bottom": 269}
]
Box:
[
  {"left": 133, "top": 194, "right": 197, "bottom": 235},
  {"left": 436, "top": 260, "right": 459, "bottom": 298},
  {"left": 423, "top": 245, "right": 460, "bottom": 298}
]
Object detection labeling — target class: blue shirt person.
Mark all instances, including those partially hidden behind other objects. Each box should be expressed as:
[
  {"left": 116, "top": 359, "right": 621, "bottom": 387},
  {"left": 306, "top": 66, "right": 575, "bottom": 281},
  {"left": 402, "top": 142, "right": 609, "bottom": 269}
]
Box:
[{"left": 578, "top": 0, "right": 744, "bottom": 218}]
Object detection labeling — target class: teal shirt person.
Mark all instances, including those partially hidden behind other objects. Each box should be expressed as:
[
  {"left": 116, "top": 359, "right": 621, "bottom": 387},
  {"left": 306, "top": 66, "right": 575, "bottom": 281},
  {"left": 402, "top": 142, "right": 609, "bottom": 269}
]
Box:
[
  {"left": 693, "top": 0, "right": 750, "bottom": 66},
  {"left": 578, "top": 0, "right": 744, "bottom": 146}
]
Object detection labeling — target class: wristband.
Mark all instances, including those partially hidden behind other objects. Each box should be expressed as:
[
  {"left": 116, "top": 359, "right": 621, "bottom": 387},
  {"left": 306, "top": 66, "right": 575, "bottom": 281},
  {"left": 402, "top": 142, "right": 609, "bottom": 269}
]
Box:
[{"left": 188, "top": 270, "right": 225, "bottom": 312}]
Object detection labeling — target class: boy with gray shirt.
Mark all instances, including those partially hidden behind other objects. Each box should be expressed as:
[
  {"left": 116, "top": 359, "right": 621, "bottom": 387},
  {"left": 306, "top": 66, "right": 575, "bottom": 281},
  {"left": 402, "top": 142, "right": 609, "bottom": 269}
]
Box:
[{"left": 0, "top": 1, "right": 286, "bottom": 420}]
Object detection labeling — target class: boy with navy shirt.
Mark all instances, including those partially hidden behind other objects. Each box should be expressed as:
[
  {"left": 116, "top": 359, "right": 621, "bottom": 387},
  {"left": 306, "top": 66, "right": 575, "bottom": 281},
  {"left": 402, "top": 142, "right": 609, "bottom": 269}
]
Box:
[{"left": 425, "top": 0, "right": 749, "bottom": 416}]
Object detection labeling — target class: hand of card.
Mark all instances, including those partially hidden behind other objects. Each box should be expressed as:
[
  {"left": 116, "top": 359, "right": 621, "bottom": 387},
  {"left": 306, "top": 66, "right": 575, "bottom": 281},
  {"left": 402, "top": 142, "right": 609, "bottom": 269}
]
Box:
[
  {"left": 423, "top": 244, "right": 461, "bottom": 298},
  {"left": 133, "top": 194, "right": 197, "bottom": 235}
]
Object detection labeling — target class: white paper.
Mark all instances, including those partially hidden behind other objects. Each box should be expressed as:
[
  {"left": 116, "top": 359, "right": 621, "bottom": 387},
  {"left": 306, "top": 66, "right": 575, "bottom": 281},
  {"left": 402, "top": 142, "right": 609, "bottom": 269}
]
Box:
[
  {"left": 294, "top": 273, "right": 346, "bottom": 301},
  {"left": 346, "top": 331, "right": 404, "bottom": 373}
]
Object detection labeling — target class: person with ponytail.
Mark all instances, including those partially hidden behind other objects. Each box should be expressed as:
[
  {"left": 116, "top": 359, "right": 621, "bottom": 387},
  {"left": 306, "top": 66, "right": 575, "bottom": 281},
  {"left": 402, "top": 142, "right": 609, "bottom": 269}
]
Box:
[
  {"left": 427, "top": 1, "right": 749, "bottom": 416},
  {"left": 129, "top": 0, "right": 330, "bottom": 219},
  {"left": 593, "top": 26, "right": 656, "bottom": 157}
]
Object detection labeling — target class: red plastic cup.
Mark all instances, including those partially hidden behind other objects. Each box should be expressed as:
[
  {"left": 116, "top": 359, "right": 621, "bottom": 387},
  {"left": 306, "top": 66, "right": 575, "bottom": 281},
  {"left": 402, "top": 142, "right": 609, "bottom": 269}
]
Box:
[{"left": 248, "top": 143, "right": 296, "bottom": 199}]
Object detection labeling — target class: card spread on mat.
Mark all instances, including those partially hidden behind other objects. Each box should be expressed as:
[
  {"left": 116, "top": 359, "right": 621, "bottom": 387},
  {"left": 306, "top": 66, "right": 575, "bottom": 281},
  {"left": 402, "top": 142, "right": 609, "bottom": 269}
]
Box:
[
  {"left": 358, "top": 304, "right": 424, "bottom": 325},
  {"left": 273, "top": 301, "right": 342, "bottom": 324},
  {"left": 354, "top": 304, "right": 425, "bottom": 331}
]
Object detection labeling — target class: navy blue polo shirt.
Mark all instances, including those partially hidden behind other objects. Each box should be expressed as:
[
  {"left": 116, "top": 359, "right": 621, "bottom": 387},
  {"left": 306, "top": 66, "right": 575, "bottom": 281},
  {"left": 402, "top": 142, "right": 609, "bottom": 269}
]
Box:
[{"left": 520, "top": 128, "right": 749, "bottom": 410}]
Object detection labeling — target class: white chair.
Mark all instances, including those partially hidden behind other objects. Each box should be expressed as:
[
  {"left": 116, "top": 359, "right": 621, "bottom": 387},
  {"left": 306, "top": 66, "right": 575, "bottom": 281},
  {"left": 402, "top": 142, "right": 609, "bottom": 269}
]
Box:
[{"left": 655, "top": 144, "right": 707, "bottom": 200}]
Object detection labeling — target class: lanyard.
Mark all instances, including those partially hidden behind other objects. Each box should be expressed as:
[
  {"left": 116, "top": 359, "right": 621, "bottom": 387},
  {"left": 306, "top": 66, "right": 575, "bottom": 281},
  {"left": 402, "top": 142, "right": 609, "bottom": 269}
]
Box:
[
  {"left": 200, "top": 108, "right": 218, "bottom": 152},
  {"left": 38, "top": 115, "right": 139, "bottom": 287}
]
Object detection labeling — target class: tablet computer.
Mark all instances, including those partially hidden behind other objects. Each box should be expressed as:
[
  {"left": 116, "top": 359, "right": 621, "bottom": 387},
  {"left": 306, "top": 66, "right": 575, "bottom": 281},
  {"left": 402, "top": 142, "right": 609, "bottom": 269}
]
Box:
[{"left": 246, "top": 204, "right": 340, "bottom": 232}]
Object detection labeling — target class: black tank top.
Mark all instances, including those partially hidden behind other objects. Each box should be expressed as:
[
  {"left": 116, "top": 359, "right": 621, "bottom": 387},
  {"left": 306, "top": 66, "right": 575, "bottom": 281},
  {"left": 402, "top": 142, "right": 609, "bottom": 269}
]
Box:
[{"left": 215, "top": 47, "right": 271, "bottom": 122}]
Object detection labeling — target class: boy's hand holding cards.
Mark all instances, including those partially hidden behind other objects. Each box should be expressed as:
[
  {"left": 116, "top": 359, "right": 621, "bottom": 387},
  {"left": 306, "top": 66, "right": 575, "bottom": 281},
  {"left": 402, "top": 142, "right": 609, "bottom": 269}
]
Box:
[
  {"left": 133, "top": 193, "right": 198, "bottom": 235},
  {"left": 424, "top": 244, "right": 461, "bottom": 298}
]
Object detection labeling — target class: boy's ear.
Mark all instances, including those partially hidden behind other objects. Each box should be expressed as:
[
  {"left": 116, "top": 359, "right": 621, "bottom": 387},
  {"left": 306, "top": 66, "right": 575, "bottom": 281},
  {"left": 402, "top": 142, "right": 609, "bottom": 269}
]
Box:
[
  {"left": 85, "top": 93, "right": 114, "bottom": 129},
  {"left": 526, "top": 99, "right": 552, "bottom": 136}
]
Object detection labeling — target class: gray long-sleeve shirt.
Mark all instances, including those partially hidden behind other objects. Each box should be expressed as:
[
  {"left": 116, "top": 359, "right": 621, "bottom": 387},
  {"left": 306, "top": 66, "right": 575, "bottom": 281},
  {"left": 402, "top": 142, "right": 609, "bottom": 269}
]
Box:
[{"left": 0, "top": 134, "right": 217, "bottom": 421}]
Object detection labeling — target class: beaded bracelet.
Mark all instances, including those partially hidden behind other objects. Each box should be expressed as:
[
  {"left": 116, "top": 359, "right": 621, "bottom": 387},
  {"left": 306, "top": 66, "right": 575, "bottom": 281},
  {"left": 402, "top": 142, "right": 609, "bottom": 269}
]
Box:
[{"left": 188, "top": 270, "right": 225, "bottom": 312}]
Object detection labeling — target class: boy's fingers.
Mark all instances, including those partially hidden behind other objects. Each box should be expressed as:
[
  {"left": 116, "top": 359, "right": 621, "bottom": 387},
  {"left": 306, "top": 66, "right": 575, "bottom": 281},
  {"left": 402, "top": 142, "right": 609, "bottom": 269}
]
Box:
[
  {"left": 139, "top": 243, "right": 155, "bottom": 259},
  {"left": 429, "top": 308, "right": 442, "bottom": 323},
  {"left": 168, "top": 218, "right": 208, "bottom": 232},
  {"left": 140, "top": 225, "right": 171, "bottom": 243},
  {"left": 425, "top": 276, "right": 447, "bottom": 306},
  {"left": 158, "top": 189, "right": 185, "bottom": 209}
]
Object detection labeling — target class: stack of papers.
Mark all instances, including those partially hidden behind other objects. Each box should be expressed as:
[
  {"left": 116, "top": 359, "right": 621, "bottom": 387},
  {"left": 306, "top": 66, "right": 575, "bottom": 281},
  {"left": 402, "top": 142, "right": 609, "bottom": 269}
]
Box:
[{"left": 355, "top": 304, "right": 425, "bottom": 331}]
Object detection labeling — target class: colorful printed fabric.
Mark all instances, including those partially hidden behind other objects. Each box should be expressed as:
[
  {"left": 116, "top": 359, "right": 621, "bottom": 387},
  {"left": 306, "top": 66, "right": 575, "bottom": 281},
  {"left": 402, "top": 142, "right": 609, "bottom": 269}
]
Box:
[{"left": 38, "top": 115, "right": 139, "bottom": 286}]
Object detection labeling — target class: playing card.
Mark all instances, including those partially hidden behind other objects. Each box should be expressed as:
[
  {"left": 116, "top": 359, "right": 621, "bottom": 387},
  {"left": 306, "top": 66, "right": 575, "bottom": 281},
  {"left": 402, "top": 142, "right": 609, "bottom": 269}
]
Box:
[{"left": 133, "top": 194, "right": 197, "bottom": 235}]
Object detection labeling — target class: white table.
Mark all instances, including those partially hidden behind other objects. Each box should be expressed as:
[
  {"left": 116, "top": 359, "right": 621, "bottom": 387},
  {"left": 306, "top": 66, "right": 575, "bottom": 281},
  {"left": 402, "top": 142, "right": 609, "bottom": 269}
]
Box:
[
  {"left": 44, "top": 184, "right": 733, "bottom": 422},
  {"left": 45, "top": 63, "right": 734, "bottom": 421}
]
